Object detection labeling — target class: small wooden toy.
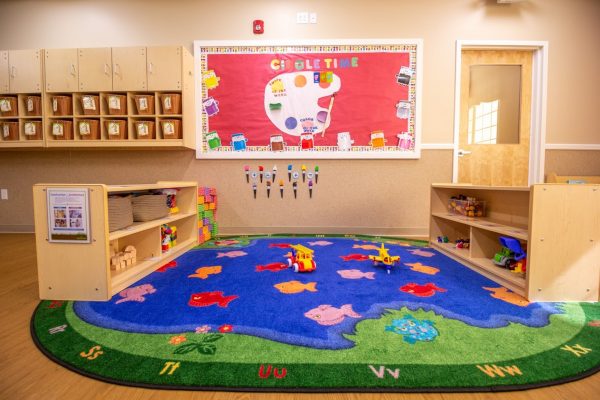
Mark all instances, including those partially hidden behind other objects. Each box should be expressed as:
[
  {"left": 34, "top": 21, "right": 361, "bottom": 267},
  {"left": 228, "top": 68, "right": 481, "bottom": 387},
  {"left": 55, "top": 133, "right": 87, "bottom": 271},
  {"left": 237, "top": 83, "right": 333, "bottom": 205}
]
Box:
[{"left": 110, "top": 245, "right": 137, "bottom": 271}]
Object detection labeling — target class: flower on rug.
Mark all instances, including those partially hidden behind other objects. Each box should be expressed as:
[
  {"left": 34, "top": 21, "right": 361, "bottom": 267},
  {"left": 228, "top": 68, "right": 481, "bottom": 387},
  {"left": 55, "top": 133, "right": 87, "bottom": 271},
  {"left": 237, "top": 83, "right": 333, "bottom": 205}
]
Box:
[
  {"left": 218, "top": 324, "right": 233, "bottom": 333},
  {"left": 169, "top": 335, "right": 187, "bottom": 345},
  {"left": 196, "top": 325, "right": 212, "bottom": 334}
]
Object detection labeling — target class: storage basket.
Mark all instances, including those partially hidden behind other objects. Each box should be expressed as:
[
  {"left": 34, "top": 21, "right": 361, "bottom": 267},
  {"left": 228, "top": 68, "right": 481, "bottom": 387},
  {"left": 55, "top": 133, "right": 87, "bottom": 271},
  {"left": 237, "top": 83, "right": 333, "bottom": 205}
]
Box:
[
  {"left": 50, "top": 120, "right": 73, "bottom": 140},
  {"left": 106, "top": 94, "right": 127, "bottom": 115},
  {"left": 160, "top": 119, "right": 181, "bottom": 139},
  {"left": 24, "top": 96, "right": 42, "bottom": 116},
  {"left": 78, "top": 119, "right": 100, "bottom": 140},
  {"left": 108, "top": 196, "right": 133, "bottom": 232},
  {"left": 1, "top": 121, "right": 19, "bottom": 140},
  {"left": 160, "top": 93, "right": 181, "bottom": 114},
  {"left": 448, "top": 198, "right": 486, "bottom": 217},
  {"left": 0, "top": 96, "right": 18, "bottom": 117},
  {"left": 105, "top": 119, "right": 127, "bottom": 140},
  {"left": 133, "top": 94, "right": 155, "bottom": 115},
  {"left": 134, "top": 120, "right": 155, "bottom": 139},
  {"left": 23, "top": 120, "right": 43, "bottom": 140},
  {"left": 79, "top": 95, "right": 100, "bottom": 115},
  {"left": 51, "top": 95, "right": 72, "bottom": 116},
  {"left": 131, "top": 194, "right": 169, "bottom": 222}
]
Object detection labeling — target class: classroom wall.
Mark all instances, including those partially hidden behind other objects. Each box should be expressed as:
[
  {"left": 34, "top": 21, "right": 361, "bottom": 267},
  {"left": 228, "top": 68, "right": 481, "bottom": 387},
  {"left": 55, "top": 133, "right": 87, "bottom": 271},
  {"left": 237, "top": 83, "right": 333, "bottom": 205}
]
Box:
[{"left": 1, "top": 0, "right": 599, "bottom": 234}]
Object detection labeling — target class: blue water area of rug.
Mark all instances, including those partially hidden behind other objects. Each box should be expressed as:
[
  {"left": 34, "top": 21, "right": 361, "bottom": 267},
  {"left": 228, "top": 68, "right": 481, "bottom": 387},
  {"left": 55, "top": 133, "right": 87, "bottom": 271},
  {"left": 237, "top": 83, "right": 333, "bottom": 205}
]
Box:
[{"left": 74, "top": 237, "right": 560, "bottom": 349}]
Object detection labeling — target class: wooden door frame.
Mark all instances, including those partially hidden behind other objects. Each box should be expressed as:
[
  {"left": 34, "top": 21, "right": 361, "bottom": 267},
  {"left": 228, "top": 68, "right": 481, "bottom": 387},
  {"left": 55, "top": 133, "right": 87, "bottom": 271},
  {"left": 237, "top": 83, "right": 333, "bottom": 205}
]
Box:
[{"left": 452, "top": 40, "right": 548, "bottom": 186}]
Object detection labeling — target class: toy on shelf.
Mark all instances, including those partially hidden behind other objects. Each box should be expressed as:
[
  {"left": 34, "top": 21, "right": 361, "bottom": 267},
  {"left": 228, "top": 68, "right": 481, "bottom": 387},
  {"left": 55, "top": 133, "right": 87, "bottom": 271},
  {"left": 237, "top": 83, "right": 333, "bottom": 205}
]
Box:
[
  {"left": 110, "top": 245, "right": 137, "bottom": 271},
  {"left": 162, "top": 189, "right": 179, "bottom": 214},
  {"left": 492, "top": 236, "right": 526, "bottom": 271},
  {"left": 161, "top": 224, "right": 176, "bottom": 252},
  {"left": 437, "top": 236, "right": 449, "bottom": 243},
  {"left": 287, "top": 244, "right": 316, "bottom": 273},
  {"left": 448, "top": 194, "right": 485, "bottom": 217},
  {"left": 198, "top": 187, "right": 218, "bottom": 244},
  {"left": 368, "top": 243, "right": 400, "bottom": 274},
  {"left": 455, "top": 238, "right": 470, "bottom": 249}
]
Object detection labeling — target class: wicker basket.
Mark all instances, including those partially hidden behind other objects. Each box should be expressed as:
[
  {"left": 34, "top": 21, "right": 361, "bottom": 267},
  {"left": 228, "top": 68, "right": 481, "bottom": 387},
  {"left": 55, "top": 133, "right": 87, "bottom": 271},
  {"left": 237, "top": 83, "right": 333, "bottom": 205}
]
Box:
[
  {"left": 80, "top": 95, "right": 100, "bottom": 115},
  {"left": 106, "top": 94, "right": 127, "bottom": 115},
  {"left": 134, "top": 120, "right": 155, "bottom": 139},
  {"left": 51, "top": 96, "right": 72, "bottom": 116},
  {"left": 50, "top": 120, "right": 73, "bottom": 140},
  {"left": 78, "top": 119, "right": 100, "bottom": 140},
  {"left": 105, "top": 119, "right": 127, "bottom": 140},
  {"left": 23, "top": 121, "right": 43, "bottom": 140},
  {"left": 0, "top": 96, "right": 18, "bottom": 117},
  {"left": 133, "top": 94, "right": 155, "bottom": 115},
  {"left": 1, "top": 121, "right": 19, "bottom": 140},
  {"left": 24, "top": 96, "right": 42, "bottom": 116},
  {"left": 160, "top": 119, "right": 181, "bottom": 139},
  {"left": 160, "top": 93, "right": 181, "bottom": 114}
]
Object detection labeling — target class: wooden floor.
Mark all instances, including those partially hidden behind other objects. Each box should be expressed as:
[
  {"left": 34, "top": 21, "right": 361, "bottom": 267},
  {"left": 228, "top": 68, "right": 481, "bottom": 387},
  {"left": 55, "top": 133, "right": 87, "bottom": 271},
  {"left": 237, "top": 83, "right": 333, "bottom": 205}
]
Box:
[{"left": 1, "top": 233, "right": 598, "bottom": 400}]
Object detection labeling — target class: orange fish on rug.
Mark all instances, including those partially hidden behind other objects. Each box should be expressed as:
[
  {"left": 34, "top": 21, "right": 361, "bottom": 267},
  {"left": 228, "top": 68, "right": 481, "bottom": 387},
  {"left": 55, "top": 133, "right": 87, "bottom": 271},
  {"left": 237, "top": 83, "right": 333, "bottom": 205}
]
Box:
[
  {"left": 274, "top": 280, "right": 318, "bottom": 294},
  {"left": 483, "top": 287, "right": 530, "bottom": 307},
  {"left": 405, "top": 262, "right": 440, "bottom": 275},
  {"left": 188, "top": 266, "right": 222, "bottom": 279}
]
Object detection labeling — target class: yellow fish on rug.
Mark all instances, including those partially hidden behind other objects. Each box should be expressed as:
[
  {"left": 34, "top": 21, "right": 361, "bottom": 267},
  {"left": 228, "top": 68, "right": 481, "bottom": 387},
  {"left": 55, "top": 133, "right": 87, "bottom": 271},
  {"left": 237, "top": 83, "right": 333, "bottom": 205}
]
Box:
[
  {"left": 405, "top": 262, "right": 440, "bottom": 275},
  {"left": 483, "top": 287, "right": 530, "bottom": 307},
  {"left": 274, "top": 280, "right": 318, "bottom": 294},
  {"left": 188, "top": 266, "right": 222, "bottom": 279}
]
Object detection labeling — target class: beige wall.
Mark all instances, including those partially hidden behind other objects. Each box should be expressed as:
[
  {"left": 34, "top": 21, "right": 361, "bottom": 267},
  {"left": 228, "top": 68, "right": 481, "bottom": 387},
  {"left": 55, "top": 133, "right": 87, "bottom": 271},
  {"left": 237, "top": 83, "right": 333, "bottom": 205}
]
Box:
[{"left": 0, "top": 0, "right": 599, "bottom": 233}]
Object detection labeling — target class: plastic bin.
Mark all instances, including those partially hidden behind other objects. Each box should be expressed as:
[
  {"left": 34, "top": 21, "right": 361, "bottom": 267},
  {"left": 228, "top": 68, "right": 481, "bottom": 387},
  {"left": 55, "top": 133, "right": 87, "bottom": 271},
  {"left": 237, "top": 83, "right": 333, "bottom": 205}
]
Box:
[
  {"left": 78, "top": 119, "right": 100, "bottom": 140},
  {"left": 105, "top": 119, "right": 127, "bottom": 140},
  {"left": 160, "top": 119, "right": 181, "bottom": 139},
  {"left": 106, "top": 94, "right": 127, "bottom": 115},
  {"left": 160, "top": 93, "right": 181, "bottom": 114},
  {"left": 134, "top": 120, "right": 155, "bottom": 139},
  {"left": 50, "top": 120, "right": 73, "bottom": 140},
  {"left": 133, "top": 94, "right": 155, "bottom": 115},
  {"left": 0, "top": 96, "right": 18, "bottom": 117},
  {"left": 23, "top": 120, "right": 43, "bottom": 140},
  {"left": 448, "top": 198, "right": 486, "bottom": 217},
  {"left": 24, "top": 96, "right": 42, "bottom": 116},
  {"left": 1, "top": 121, "right": 19, "bottom": 140},
  {"left": 80, "top": 95, "right": 100, "bottom": 115},
  {"left": 51, "top": 95, "right": 72, "bottom": 116}
]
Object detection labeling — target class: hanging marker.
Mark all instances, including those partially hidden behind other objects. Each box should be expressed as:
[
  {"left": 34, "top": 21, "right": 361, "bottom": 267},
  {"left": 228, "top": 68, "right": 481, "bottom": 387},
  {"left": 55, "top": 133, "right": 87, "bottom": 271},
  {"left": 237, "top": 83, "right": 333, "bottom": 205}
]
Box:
[
  {"left": 252, "top": 183, "right": 257, "bottom": 199},
  {"left": 301, "top": 165, "right": 307, "bottom": 182},
  {"left": 272, "top": 165, "right": 277, "bottom": 182},
  {"left": 279, "top": 180, "right": 284, "bottom": 198},
  {"left": 308, "top": 180, "right": 313, "bottom": 198},
  {"left": 244, "top": 165, "right": 249, "bottom": 183},
  {"left": 293, "top": 181, "right": 297, "bottom": 198},
  {"left": 266, "top": 181, "right": 271, "bottom": 198},
  {"left": 287, "top": 164, "right": 293, "bottom": 182},
  {"left": 259, "top": 166, "right": 264, "bottom": 183},
  {"left": 314, "top": 166, "right": 319, "bottom": 183}
]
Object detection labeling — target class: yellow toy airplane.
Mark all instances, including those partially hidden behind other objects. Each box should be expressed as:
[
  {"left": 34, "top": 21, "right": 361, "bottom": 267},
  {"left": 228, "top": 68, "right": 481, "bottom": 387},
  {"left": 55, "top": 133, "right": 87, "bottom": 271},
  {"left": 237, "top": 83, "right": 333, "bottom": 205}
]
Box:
[{"left": 368, "top": 243, "right": 400, "bottom": 274}]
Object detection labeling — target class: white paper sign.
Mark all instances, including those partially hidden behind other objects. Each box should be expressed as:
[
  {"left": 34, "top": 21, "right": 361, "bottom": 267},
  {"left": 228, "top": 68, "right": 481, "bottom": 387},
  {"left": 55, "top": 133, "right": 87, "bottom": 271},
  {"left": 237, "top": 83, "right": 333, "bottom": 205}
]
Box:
[{"left": 47, "top": 188, "right": 91, "bottom": 243}]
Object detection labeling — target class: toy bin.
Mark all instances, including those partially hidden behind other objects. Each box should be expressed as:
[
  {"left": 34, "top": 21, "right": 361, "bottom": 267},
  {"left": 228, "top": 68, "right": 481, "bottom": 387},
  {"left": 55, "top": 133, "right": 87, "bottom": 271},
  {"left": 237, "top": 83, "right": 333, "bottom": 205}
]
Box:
[
  {"left": 160, "top": 119, "right": 181, "bottom": 139},
  {"left": 133, "top": 120, "right": 155, "bottom": 139},
  {"left": 51, "top": 95, "right": 72, "bottom": 116},
  {"left": 160, "top": 93, "right": 181, "bottom": 114},
  {"left": 24, "top": 96, "right": 42, "bottom": 116},
  {"left": 448, "top": 198, "right": 486, "bottom": 217},
  {"left": 77, "top": 119, "right": 100, "bottom": 140},
  {"left": 0, "top": 96, "right": 18, "bottom": 117},
  {"left": 50, "top": 120, "right": 73, "bottom": 140},
  {"left": 106, "top": 94, "right": 127, "bottom": 115},
  {"left": 1, "top": 121, "right": 19, "bottom": 140},
  {"left": 23, "top": 121, "right": 43, "bottom": 140},
  {"left": 133, "top": 94, "right": 155, "bottom": 115},
  {"left": 105, "top": 119, "right": 127, "bottom": 140},
  {"left": 79, "top": 95, "right": 100, "bottom": 115}
]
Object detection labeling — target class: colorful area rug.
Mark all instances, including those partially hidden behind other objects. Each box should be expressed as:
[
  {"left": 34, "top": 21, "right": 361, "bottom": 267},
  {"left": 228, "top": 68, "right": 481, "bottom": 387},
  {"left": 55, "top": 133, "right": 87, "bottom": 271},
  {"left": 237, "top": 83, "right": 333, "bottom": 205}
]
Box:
[{"left": 31, "top": 235, "right": 600, "bottom": 392}]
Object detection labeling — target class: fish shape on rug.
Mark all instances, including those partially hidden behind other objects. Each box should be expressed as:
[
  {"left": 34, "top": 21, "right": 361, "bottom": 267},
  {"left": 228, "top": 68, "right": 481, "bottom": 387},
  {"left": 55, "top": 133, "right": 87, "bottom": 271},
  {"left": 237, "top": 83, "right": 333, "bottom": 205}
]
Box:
[
  {"left": 353, "top": 244, "right": 381, "bottom": 251},
  {"left": 340, "top": 253, "right": 370, "bottom": 261},
  {"left": 408, "top": 249, "right": 436, "bottom": 257},
  {"left": 256, "top": 262, "right": 289, "bottom": 272},
  {"left": 304, "top": 304, "right": 361, "bottom": 326},
  {"left": 405, "top": 262, "right": 440, "bottom": 275},
  {"left": 188, "top": 266, "right": 222, "bottom": 279},
  {"left": 308, "top": 240, "right": 333, "bottom": 246},
  {"left": 214, "top": 239, "right": 240, "bottom": 247},
  {"left": 385, "top": 314, "right": 438, "bottom": 344},
  {"left": 274, "top": 280, "right": 318, "bottom": 294},
  {"left": 269, "top": 243, "right": 292, "bottom": 248},
  {"left": 337, "top": 269, "right": 376, "bottom": 280},
  {"left": 588, "top": 320, "right": 600, "bottom": 327},
  {"left": 156, "top": 260, "right": 177, "bottom": 272},
  {"left": 399, "top": 282, "right": 447, "bottom": 297},
  {"left": 483, "top": 287, "right": 530, "bottom": 307},
  {"left": 216, "top": 250, "right": 248, "bottom": 258},
  {"left": 188, "top": 291, "right": 238, "bottom": 308},
  {"left": 115, "top": 284, "right": 156, "bottom": 304}
]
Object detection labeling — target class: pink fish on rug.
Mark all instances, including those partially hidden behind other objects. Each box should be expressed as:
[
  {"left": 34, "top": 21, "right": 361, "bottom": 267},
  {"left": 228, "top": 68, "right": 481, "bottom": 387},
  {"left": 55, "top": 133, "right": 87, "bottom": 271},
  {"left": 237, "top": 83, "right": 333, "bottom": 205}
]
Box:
[
  {"left": 256, "top": 262, "right": 289, "bottom": 272},
  {"left": 156, "top": 260, "right": 177, "bottom": 272},
  {"left": 353, "top": 244, "right": 381, "bottom": 251},
  {"left": 337, "top": 269, "right": 376, "bottom": 280},
  {"left": 588, "top": 320, "right": 600, "bottom": 327},
  {"left": 269, "top": 243, "right": 292, "bottom": 248},
  {"left": 214, "top": 239, "right": 240, "bottom": 246},
  {"left": 409, "top": 249, "right": 436, "bottom": 257},
  {"left": 385, "top": 240, "right": 411, "bottom": 247},
  {"left": 304, "top": 304, "right": 362, "bottom": 326},
  {"left": 340, "top": 253, "right": 370, "bottom": 261},
  {"left": 399, "top": 282, "right": 446, "bottom": 297},
  {"left": 115, "top": 284, "right": 156, "bottom": 304},
  {"left": 308, "top": 240, "right": 333, "bottom": 246},
  {"left": 405, "top": 262, "right": 440, "bottom": 275},
  {"left": 216, "top": 250, "right": 248, "bottom": 258}
]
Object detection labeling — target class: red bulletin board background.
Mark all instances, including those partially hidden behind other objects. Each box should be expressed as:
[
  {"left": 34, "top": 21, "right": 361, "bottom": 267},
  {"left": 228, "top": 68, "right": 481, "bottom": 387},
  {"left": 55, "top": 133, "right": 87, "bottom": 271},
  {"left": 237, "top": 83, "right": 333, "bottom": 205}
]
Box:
[{"left": 195, "top": 42, "right": 421, "bottom": 158}]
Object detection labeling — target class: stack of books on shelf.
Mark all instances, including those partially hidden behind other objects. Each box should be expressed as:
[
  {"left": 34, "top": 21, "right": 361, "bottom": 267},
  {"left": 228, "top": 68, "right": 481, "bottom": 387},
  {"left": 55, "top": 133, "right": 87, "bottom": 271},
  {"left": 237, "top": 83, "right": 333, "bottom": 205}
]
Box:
[
  {"left": 107, "top": 196, "right": 133, "bottom": 232},
  {"left": 198, "top": 187, "right": 218, "bottom": 244},
  {"left": 131, "top": 194, "right": 169, "bottom": 222}
]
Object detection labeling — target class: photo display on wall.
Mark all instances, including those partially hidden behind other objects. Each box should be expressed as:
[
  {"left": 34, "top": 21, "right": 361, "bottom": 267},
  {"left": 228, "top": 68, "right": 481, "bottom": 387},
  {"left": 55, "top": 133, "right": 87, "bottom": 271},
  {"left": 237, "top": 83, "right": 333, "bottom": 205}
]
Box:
[{"left": 194, "top": 39, "right": 422, "bottom": 159}]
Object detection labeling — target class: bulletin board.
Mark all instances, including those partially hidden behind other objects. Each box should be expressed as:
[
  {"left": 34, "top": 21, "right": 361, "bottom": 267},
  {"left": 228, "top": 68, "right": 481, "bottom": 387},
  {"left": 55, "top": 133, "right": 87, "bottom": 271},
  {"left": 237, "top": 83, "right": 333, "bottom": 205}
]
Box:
[{"left": 194, "top": 39, "right": 422, "bottom": 159}]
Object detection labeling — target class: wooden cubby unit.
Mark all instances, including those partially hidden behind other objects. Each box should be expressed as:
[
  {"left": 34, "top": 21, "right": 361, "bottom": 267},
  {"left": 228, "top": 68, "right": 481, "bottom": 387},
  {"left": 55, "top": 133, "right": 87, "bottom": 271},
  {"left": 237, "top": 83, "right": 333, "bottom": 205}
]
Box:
[
  {"left": 430, "top": 183, "right": 599, "bottom": 301},
  {"left": 33, "top": 181, "right": 199, "bottom": 301}
]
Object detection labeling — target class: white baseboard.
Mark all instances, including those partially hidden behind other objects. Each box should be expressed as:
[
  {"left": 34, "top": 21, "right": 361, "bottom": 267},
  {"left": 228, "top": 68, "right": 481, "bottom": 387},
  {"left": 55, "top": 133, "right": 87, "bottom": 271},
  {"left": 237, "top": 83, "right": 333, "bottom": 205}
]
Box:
[
  {"left": 545, "top": 144, "right": 600, "bottom": 150},
  {"left": 218, "top": 226, "right": 429, "bottom": 238}
]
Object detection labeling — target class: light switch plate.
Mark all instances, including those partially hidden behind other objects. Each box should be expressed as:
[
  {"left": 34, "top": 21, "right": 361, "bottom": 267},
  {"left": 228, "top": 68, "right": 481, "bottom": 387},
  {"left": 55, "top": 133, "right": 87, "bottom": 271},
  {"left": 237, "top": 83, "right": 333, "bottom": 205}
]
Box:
[
  {"left": 0, "top": 189, "right": 7, "bottom": 200},
  {"left": 296, "top": 12, "right": 309, "bottom": 24},
  {"left": 309, "top": 12, "right": 317, "bottom": 23}
]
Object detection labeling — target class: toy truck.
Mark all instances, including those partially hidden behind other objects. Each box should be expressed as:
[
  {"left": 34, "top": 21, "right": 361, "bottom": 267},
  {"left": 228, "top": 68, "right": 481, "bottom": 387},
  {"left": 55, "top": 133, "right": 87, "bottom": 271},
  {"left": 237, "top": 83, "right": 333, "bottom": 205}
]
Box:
[
  {"left": 493, "top": 236, "right": 526, "bottom": 270},
  {"left": 287, "top": 244, "right": 316, "bottom": 272}
]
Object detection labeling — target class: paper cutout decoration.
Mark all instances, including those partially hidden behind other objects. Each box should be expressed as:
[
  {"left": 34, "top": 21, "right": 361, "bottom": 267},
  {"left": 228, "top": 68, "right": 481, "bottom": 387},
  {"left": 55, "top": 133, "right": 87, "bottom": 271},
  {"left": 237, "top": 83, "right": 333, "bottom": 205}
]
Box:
[
  {"left": 337, "top": 132, "right": 354, "bottom": 151},
  {"left": 396, "top": 101, "right": 410, "bottom": 119},
  {"left": 299, "top": 132, "right": 315, "bottom": 150},
  {"left": 397, "top": 132, "right": 413, "bottom": 150},
  {"left": 270, "top": 134, "right": 285, "bottom": 151},
  {"left": 230, "top": 133, "right": 248, "bottom": 151},
  {"left": 203, "top": 97, "right": 220, "bottom": 117},
  {"left": 202, "top": 70, "right": 221, "bottom": 90},
  {"left": 369, "top": 131, "right": 386, "bottom": 149},
  {"left": 206, "top": 131, "right": 221, "bottom": 150},
  {"left": 396, "top": 66, "right": 413, "bottom": 85},
  {"left": 264, "top": 71, "right": 341, "bottom": 136}
]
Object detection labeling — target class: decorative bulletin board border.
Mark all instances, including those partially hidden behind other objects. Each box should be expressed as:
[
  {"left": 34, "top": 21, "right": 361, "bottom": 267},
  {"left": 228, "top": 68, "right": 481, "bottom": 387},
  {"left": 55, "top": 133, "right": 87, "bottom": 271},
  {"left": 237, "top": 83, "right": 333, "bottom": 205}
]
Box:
[{"left": 194, "top": 39, "right": 423, "bottom": 159}]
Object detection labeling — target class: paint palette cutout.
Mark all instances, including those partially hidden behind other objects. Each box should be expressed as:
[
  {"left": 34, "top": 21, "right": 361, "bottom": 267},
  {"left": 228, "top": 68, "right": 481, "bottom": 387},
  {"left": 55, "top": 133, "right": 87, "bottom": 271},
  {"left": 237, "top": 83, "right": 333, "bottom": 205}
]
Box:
[{"left": 264, "top": 71, "right": 341, "bottom": 136}]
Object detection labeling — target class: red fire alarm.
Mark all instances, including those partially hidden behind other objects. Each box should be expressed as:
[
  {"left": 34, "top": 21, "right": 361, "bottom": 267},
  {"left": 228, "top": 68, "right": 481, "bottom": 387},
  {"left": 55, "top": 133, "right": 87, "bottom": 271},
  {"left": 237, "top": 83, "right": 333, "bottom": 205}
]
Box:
[{"left": 253, "top": 20, "right": 264, "bottom": 34}]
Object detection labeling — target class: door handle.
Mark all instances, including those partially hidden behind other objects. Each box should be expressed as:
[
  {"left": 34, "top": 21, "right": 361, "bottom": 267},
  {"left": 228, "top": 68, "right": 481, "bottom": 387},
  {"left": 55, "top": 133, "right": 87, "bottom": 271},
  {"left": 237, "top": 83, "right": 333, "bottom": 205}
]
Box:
[
  {"left": 10, "top": 66, "right": 16, "bottom": 78},
  {"left": 70, "top": 64, "right": 76, "bottom": 76},
  {"left": 458, "top": 149, "right": 472, "bottom": 157},
  {"left": 104, "top": 63, "right": 111, "bottom": 75},
  {"left": 114, "top": 63, "right": 121, "bottom": 76},
  {"left": 148, "top": 62, "right": 154, "bottom": 74}
]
